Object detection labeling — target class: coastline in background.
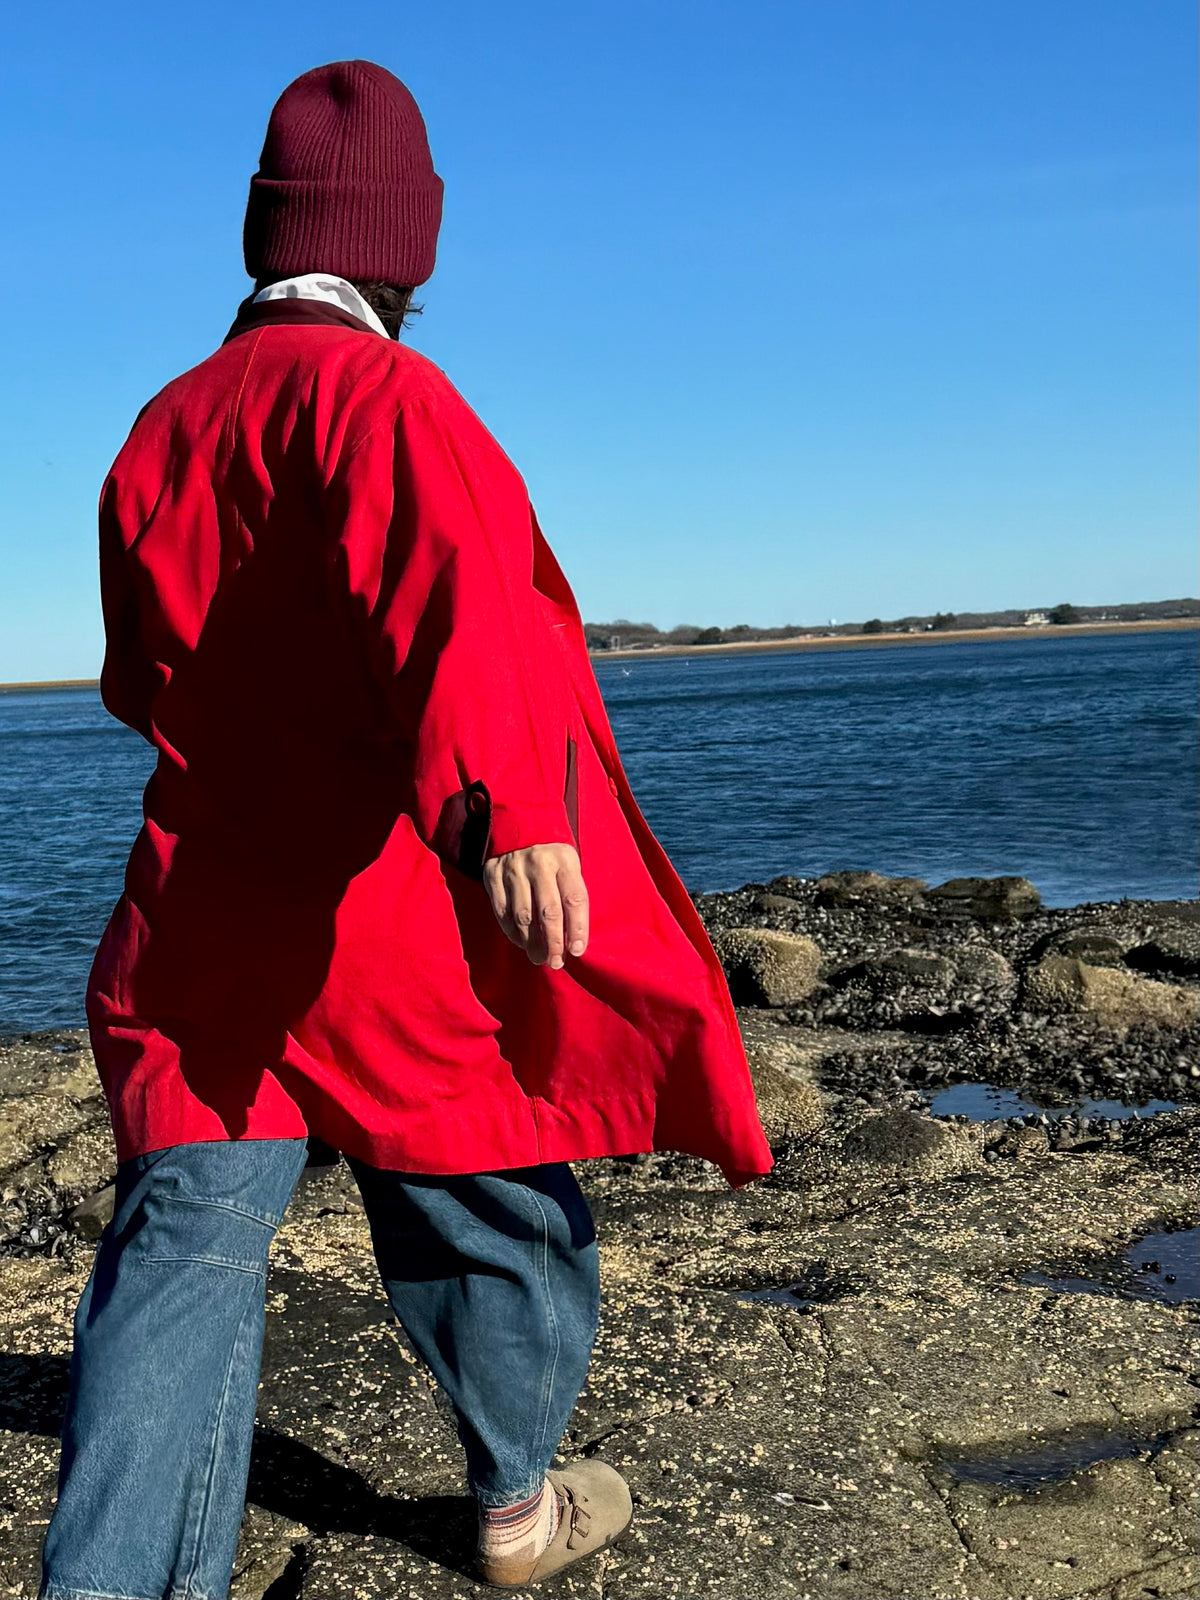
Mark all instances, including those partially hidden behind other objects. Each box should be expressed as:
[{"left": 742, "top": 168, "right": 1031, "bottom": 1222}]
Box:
[
  {"left": 1, "top": 616, "right": 1197, "bottom": 693},
  {"left": 595, "top": 615, "right": 1198, "bottom": 663}
]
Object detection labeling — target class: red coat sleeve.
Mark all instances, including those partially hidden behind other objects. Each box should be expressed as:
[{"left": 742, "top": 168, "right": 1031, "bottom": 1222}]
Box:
[
  {"left": 334, "top": 394, "right": 576, "bottom": 872},
  {"left": 97, "top": 474, "right": 157, "bottom": 742}
]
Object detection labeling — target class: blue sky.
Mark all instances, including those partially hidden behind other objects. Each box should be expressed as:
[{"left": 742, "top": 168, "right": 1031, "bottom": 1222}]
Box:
[{"left": 0, "top": 0, "right": 1195, "bottom": 681}]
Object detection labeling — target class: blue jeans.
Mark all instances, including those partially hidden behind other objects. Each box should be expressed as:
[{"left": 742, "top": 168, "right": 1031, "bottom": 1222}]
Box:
[{"left": 40, "top": 1139, "right": 600, "bottom": 1600}]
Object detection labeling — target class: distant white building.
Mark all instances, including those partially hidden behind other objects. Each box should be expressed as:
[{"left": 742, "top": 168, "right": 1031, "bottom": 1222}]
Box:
[{"left": 1024, "top": 611, "right": 1048, "bottom": 626}]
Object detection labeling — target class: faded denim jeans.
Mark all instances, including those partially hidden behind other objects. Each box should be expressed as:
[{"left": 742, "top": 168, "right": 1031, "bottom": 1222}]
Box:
[{"left": 40, "top": 1139, "right": 600, "bottom": 1600}]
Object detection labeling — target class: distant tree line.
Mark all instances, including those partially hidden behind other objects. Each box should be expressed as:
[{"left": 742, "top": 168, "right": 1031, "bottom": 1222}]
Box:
[
  {"left": 583, "top": 598, "right": 1198, "bottom": 650},
  {"left": 583, "top": 619, "right": 816, "bottom": 650}
]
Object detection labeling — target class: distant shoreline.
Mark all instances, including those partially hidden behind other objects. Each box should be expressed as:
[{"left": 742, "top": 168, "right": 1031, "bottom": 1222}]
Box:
[
  {"left": 0, "top": 677, "right": 101, "bottom": 694},
  {"left": 591, "top": 616, "right": 1199, "bottom": 663},
  {"left": 1, "top": 617, "right": 1196, "bottom": 692}
]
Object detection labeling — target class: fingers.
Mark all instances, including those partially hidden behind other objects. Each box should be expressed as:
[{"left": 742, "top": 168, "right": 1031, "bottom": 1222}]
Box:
[
  {"left": 484, "top": 855, "right": 535, "bottom": 953},
  {"left": 483, "top": 845, "right": 588, "bottom": 969},
  {"left": 534, "top": 861, "right": 567, "bottom": 967},
  {"left": 558, "top": 858, "right": 589, "bottom": 959},
  {"left": 483, "top": 857, "right": 510, "bottom": 932}
]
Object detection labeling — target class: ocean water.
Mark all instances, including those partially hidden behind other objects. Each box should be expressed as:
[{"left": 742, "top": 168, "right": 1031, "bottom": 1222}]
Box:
[{"left": 1, "top": 629, "right": 1196, "bottom": 1032}]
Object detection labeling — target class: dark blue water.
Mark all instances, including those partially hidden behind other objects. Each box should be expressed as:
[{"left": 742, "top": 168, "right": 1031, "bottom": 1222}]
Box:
[
  {"left": 594, "top": 631, "right": 1198, "bottom": 903},
  {"left": 1, "top": 630, "right": 1196, "bottom": 1032}
]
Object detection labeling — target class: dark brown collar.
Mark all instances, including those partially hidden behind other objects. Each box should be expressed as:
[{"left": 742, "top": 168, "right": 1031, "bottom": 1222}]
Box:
[{"left": 223, "top": 295, "right": 381, "bottom": 344}]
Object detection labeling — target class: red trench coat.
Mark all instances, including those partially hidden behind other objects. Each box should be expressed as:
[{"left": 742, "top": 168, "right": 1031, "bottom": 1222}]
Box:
[{"left": 87, "top": 298, "right": 772, "bottom": 1187}]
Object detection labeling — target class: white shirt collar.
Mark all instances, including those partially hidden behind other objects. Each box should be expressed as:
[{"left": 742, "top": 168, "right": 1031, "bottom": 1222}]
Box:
[{"left": 251, "top": 274, "right": 391, "bottom": 339}]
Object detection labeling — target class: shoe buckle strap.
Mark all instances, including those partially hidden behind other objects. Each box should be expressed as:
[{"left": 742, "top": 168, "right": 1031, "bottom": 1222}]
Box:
[{"left": 565, "top": 1487, "right": 592, "bottom": 1550}]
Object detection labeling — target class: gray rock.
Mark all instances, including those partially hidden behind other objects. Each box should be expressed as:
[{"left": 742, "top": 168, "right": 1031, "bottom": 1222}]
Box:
[
  {"left": 0, "top": 1034, "right": 96, "bottom": 1101},
  {"left": 927, "top": 875, "right": 1041, "bottom": 921},
  {"left": 1044, "top": 931, "right": 1128, "bottom": 967},
  {"left": 0, "top": 1094, "right": 89, "bottom": 1183},
  {"left": 45, "top": 1126, "right": 116, "bottom": 1198},
  {"left": 829, "top": 947, "right": 953, "bottom": 989},
  {"left": 876, "top": 948, "right": 953, "bottom": 982},
  {"left": 742, "top": 1036, "right": 825, "bottom": 1146},
  {"left": 714, "top": 929, "right": 823, "bottom": 1007},
  {"left": 824, "top": 944, "right": 1013, "bottom": 1031},
  {"left": 813, "top": 871, "right": 927, "bottom": 909},
  {"left": 838, "top": 1108, "right": 981, "bottom": 1179},
  {"left": 750, "top": 892, "right": 803, "bottom": 918},
  {"left": 68, "top": 1184, "right": 115, "bottom": 1241},
  {"left": 765, "top": 875, "right": 808, "bottom": 898},
  {"left": 825, "top": 948, "right": 955, "bottom": 1027},
  {"left": 949, "top": 944, "right": 1016, "bottom": 994},
  {"left": 1125, "top": 922, "right": 1200, "bottom": 980},
  {"left": 1024, "top": 956, "right": 1200, "bottom": 1033}
]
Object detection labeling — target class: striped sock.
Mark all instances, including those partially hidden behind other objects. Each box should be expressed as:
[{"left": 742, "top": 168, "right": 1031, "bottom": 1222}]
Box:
[{"left": 478, "top": 1480, "right": 561, "bottom": 1569}]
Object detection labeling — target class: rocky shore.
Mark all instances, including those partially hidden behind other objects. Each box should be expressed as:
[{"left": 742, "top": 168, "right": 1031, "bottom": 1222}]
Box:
[{"left": 1, "top": 872, "right": 1197, "bottom": 1599}]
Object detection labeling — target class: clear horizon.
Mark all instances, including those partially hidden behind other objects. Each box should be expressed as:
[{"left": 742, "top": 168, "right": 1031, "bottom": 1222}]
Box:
[{"left": 1, "top": 1, "right": 1196, "bottom": 681}]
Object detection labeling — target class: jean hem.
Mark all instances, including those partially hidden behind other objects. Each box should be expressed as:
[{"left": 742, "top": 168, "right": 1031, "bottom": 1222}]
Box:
[
  {"left": 41, "top": 1588, "right": 178, "bottom": 1600},
  {"left": 473, "top": 1473, "right": 549, "bottom": 1510}
]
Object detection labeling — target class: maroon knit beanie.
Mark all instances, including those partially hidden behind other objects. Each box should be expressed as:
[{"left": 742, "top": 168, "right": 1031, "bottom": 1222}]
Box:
[{"left": 243, "top": 60, "right": 443, "bottom": 286}]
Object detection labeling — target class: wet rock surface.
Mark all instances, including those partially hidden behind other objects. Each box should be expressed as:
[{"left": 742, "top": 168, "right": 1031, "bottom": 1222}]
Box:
[{"left": 1, "top": 876, "right": 1197, "bottom": 1599}]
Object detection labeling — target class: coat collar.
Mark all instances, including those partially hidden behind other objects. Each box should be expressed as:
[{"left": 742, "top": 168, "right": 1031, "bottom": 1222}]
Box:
[
  {"left": 224, "top": 273, "right": 390, "bottom": 344},
  {"left": 252, "top": 274, "right": 390, "bottom": 335},
  {"left": 224, "top": 296, "right": 379, "bottom": 343}
]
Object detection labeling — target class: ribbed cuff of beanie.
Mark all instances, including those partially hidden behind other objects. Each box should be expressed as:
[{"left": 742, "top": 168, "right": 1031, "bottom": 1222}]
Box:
[{"left": 244, "top": 174, "right": 443, "bottom": 287}]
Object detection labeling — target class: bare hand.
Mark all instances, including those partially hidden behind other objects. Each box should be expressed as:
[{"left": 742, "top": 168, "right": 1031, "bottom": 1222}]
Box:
[{"left": 483, "top": 844, "right": 589, "bottom": 969}]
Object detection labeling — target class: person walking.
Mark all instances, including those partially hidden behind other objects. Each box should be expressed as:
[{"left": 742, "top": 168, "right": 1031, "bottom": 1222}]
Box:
[{"left": 40, "top": 59, "right": 771, "bottom": 1599}]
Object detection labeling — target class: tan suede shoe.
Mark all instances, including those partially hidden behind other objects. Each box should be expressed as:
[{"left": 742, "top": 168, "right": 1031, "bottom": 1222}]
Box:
[{"left": 477, "top": 1462, "right": 633, "bottom": 1589}]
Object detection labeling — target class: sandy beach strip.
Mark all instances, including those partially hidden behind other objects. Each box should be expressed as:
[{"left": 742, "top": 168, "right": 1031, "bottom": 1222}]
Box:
[{"left": 0, "top": 677, "right": 103, "bottom": 694}]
